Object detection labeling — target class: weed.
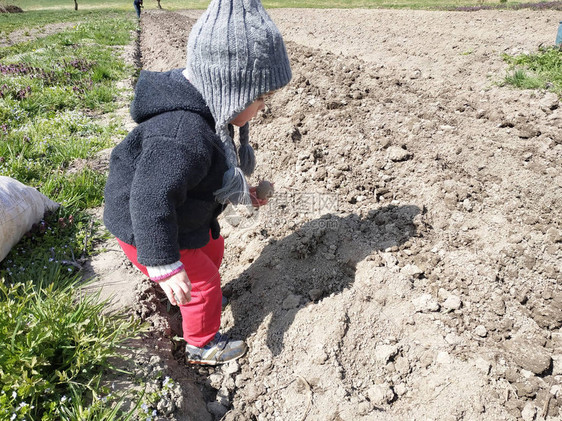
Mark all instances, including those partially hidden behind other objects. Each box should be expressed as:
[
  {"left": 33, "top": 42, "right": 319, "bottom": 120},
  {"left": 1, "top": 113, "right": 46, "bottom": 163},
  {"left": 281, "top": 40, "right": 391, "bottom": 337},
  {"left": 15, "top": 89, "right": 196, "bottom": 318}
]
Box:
[
  {"left": 0, "top": 278, "right": 144, "bottom": 420},
  {"left": 502, "top": 46, "right": 562, "bottom": 97}
]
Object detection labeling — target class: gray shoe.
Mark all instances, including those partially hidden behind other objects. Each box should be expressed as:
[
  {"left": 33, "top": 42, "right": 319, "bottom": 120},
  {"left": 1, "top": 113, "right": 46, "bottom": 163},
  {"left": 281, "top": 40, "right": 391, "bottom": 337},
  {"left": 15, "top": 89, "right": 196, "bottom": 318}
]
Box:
[{"left": 186, "top": 332, "right": 247, "bottom": 365}]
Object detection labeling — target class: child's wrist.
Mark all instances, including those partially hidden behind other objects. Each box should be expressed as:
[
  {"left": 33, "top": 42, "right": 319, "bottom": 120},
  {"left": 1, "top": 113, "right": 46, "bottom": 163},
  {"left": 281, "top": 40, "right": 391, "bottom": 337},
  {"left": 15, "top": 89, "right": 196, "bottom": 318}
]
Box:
[{"left": 146, "top": 261, "right": 184, "bottom": 282}]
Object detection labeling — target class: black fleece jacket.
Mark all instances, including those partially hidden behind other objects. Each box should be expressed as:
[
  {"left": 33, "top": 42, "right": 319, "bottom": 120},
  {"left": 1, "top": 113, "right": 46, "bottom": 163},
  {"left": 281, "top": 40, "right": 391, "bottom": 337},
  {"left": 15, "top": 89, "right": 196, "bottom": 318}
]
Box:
[{"left": 103, "top": 69, "right": 228, "bottom": 266}]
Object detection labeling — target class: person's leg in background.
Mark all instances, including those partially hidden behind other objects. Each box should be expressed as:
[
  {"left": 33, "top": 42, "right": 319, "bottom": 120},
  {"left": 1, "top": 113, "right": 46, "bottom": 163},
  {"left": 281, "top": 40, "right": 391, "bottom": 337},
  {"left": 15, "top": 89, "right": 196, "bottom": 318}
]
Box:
[{"left": 133, "top": 2, "right": 141, "bottom": 19}]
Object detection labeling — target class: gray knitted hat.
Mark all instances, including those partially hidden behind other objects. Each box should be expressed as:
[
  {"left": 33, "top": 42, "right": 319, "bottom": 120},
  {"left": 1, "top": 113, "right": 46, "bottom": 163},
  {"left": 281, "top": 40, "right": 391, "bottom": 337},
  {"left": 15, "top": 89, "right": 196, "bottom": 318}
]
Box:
[{"left": 186, "top": 0, "right": 292, "bottom": 205}]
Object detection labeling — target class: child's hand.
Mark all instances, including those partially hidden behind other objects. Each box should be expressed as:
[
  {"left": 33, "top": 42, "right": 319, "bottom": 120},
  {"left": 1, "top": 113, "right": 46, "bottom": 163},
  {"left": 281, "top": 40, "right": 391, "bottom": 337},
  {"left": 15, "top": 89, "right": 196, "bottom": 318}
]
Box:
[
  {"left": 249, "top": 186, "right": 269, "bottom": 207},
  {"left": 250, "top": 181, "right": 275, "bottom": 207},
  {"left": 158, "top": 270, "right": 192, "bottom": 306}
]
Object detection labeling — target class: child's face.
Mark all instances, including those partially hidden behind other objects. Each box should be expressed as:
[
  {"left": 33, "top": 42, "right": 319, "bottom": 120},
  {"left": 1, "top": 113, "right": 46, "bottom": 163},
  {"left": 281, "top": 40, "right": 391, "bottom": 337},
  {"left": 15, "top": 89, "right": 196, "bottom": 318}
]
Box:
[{"left": 230, "top": 94, "right": 270, "bottom": 127}]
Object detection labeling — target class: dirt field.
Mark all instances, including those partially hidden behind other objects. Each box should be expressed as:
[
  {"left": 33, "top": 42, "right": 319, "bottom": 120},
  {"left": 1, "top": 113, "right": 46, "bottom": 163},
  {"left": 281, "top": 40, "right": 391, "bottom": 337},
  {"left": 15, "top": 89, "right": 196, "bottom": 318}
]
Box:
[{"left": 89, "top": 8, "right": 562, "bottom": 421}]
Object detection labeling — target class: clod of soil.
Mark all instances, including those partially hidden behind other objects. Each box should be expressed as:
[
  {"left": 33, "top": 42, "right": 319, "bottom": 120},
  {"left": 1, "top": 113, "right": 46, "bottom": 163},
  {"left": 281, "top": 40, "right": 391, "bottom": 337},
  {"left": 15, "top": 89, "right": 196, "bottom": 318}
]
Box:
[{"left": 255, "top": 180, "right": 275, "bottom": 200}]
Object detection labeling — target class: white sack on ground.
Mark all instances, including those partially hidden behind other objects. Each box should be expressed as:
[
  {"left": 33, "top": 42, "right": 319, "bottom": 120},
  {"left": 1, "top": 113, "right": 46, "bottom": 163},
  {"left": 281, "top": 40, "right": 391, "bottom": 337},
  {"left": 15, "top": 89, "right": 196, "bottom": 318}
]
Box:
[{"left": 0, "top": 176, "right": 59, "bottom": 262}]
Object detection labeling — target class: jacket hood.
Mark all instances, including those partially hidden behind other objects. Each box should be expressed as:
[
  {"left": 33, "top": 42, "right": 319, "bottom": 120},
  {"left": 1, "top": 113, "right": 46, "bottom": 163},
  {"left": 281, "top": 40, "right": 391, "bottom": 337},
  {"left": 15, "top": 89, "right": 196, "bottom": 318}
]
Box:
[{"left": 130, "top": 68, "right": 214, "bottom": 125}]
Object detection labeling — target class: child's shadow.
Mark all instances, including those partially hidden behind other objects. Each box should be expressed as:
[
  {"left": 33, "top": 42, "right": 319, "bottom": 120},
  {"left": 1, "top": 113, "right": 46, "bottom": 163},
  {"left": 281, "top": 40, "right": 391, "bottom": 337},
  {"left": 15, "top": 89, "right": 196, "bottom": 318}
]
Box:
[{"left": 224, "top": 204, "right": 421, "bottom": 356}]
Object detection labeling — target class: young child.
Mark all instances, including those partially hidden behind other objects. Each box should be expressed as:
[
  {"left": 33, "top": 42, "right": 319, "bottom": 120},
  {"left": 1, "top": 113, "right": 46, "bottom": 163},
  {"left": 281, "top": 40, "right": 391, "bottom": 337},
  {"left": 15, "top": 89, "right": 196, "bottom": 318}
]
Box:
[{"left": 103, "top": 0, "right": 292, "bottom": 365}]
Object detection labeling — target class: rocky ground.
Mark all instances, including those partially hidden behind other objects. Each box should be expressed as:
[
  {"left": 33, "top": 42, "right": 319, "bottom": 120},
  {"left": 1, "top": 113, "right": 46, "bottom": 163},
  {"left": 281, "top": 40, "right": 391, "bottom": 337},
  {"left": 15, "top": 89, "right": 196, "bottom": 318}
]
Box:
[{"left": 87, "top": 7, "right": 562, "bottom": 421}]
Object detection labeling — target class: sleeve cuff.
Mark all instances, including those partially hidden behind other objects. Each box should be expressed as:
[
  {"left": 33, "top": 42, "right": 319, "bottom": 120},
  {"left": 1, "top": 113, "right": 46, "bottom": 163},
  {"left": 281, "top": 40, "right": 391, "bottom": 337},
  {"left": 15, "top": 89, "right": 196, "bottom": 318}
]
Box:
[{"left": 146, "top": 261, "right": 184, "bottom": 282}]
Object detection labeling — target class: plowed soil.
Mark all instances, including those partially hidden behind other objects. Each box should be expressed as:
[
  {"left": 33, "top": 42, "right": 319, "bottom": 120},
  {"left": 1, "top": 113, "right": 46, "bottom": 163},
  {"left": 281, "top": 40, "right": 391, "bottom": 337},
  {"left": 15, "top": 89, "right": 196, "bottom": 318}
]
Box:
[{"left": 96, "top": 8, "right": 562, "bottom": 421}]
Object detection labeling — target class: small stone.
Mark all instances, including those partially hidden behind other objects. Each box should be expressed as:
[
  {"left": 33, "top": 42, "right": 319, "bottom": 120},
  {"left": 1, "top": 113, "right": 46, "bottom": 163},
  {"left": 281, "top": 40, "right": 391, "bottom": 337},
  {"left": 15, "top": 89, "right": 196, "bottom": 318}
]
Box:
[
  {"left": 400, "top": 264, "right": 424, "bottom": 278},
  {"left": 443, "top": 295, "right": 462, "bottom": 311},
  {"left": 374, "top": 344, "right": 399, "bottom": 363},
  {"left": 235, "top": 376, "right": 245, "bottom": 388},
  {"left": 515, "top": 380, "right": 540, "bottom": 398},
  {"left": 419, "top": 351, "right": 434, "bottom": 369},
  {"left": 435, "top": 351, "right": 451, "bottom": 365},
  {"left": 518, "top": 125, "right": 540, "bottom": 139},
  {"left": 355, "top": 400, "right": 373, "bottom": 415},
  {"left": 546, "top": 227, "right": 562, "bottom": 243},
  {"left": 282, "top": 294, "right": 301, "bottom": 309},
  {"left": 444, "top": 192, "right": 458, "bottom": 208},
  {"left": 474, "top": 325, "right": 487, "bottom": 337},
  {"left": 224, "top": 377, "right": 236, "bottom": 391},
  {"left": 387, "top": 146, "right": 413, "bottom": 162},
  {"left": 539, "top": 92, "right": 559, "bottom": 111},
  {"left": 473, "top": 357, "right": 492, "bottom": 375},
  {"left": 394, "top": 383, "right": 407, "bottom": 396},
  {"left": 513, "top": 377, "right": 541, "bottom": 399},
  {"left": 394, "top": 356, "right": 410, "bottom": 374},
  {"left": 504, "top": 367, "right": 519, "bottom": 383},
  {"left": 367, "top": 383, "right": 395, "bottom": 406},
  {"left": 412, "top": 294, "right": 440, "bottom": 312},
  {"left": 491, "top": 296, "right": 506, "bottom": 316},
  {"left": 529, "top": 294, "right": 562, "bottom": 329},
  {"left": 504, "top": 338, "right": 552, "bottom": 375},
  {"left": 216, "top": 387, "right": 230, "bottom": 407},
  {"left": 522, "top": 254, "right": 536, "bottom": 270},
  {"left": 308, "top": 288, "right": 323, "bottom": 301},
  {"left": 148, "top": 355, "right": 161, "bottom": 364},
  {"left": 256, "top": 180, "right": 274, "bottom": 200},
  {"left": 409, "top": 69, "right": 422, "bottom": 79},
  {"left": 209, "top": 373, "right": 223, "bottom": 388},
  {"left": 224, "top": 360, "right": 240, "bottom": 375},
  {"left": 438, "top": 288, "right": 450, "bottom": 300},
  {"left": 207, "top": 401, "right": 228, "bottom": 418},
  {"left": 445, "top": 333, "right": 462, "bottom": 345},
  {"left": 313, "top": 350, "right": 329, "bottom": 365},
  {"left": 521, "top": 402, "right": 537, "bottom": 421}
]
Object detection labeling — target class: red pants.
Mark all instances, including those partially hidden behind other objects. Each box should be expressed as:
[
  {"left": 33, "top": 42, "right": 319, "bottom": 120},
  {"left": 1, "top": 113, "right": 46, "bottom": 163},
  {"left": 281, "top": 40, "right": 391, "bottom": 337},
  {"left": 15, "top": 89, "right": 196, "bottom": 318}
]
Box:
[{"left": 117, "top": 236, "right": 224, "bottom": 347}]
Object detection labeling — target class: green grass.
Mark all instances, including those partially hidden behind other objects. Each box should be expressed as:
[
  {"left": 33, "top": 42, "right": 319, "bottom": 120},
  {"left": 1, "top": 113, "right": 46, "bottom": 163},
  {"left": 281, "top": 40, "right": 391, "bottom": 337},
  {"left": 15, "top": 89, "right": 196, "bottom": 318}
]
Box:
[
  {"left": 0, "top": 12, "right": 146, "bottom": 420},
  {"left": 0, "top": 278, "right": 143, "bottom": 421},
  {"left": 0, "top": 17, "right": 133, "bottom": 188},
  {"left": 503, "top": 46, "right": 562, "bottom": 97},
  {"left": 0, "top": 12, "right": 134, "bottom": 294},
  {"left": 0, "top": 10, "right": 130, "bottom": 36},
  {"left": 0, "top": 16, "right": 133, "bottom": 282}
]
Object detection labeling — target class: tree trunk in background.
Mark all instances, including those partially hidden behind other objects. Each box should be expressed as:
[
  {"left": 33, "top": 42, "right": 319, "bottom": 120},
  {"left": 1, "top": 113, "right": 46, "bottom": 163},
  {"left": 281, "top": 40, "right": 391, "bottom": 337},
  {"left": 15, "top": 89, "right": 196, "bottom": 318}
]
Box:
[
  {"left": 74, "top": 0, "right": 78, "bottom": 10},
  {"left": 157, "top": 0, "right": 162, "bottom": 9}
]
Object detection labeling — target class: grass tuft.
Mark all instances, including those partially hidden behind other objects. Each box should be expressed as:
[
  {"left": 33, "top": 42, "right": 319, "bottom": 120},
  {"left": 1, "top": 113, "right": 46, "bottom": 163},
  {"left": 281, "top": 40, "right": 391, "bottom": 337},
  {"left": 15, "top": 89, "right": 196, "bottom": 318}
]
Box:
[
  {"left": 502, "top": 46, "right": 562, "bottom": 97},
  {"left": 0, "top": 278, "right": 143, "bottom": 420}
]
